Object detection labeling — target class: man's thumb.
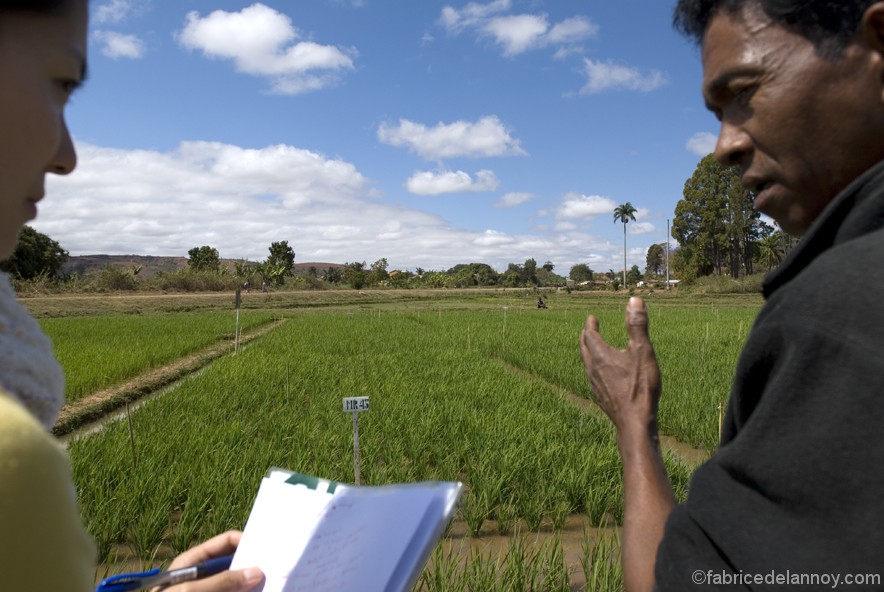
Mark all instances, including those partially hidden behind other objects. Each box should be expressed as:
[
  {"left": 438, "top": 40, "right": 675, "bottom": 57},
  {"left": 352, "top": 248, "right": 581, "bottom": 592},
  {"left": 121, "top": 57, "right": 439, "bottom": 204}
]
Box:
[{"left": 625, "top": 297, "right": 650, "bottom": 344}]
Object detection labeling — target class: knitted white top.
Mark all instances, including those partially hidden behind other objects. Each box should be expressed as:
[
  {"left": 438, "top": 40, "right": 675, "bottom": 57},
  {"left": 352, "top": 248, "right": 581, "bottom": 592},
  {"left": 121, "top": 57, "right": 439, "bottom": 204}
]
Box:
[{"left": 0, "top": 272, "right": 65, "bottom": 429}]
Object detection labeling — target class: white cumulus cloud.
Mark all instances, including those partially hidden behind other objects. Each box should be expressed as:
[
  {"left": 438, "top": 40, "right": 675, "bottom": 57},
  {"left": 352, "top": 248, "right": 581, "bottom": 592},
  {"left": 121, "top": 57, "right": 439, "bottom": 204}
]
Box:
[
  {"left": 439, "top": 1, "right": 596, "bottom": 57},
  {"left": 93, "top": 0, "right": 137, "bottom": 24},
  {"left": 37, "top": 139, "right": 651, "bottom": 273},
  {"left": 438, "top": 0, "right": 511, "bottom": 33},
  {"left": 473, "top": 229, "right": 514, "bottom": 246},
  {"left": 177, "top": 3, "right": 355, "bottom": 95},
  {"left": 92, "top": 30, "right": 145, "bottom": 59},
  {"left": 482, "top": 14, "right": 548, "bottom": 56},
  {"left": 557, "top": 193, "right": 616, "bottom": 219},
  {"left": 495, "top": 192, "right": 533, "bottom": 208},
  {"left": 406, "top": 169, "right": 499, "bottom": 195},
  {"left": 629, "top": 222, "right": 656, "bottom": 235},
  {"left": 580, "top": 59, "right": 666, "bottom": 94},
  {"left": 686, "top": 132, "right": 717, "bottom": 156},
  {"left": 378, "top": 116, "right": 526, "bottom": 161},
  {"left": 547, "top": 16, "right": 598, "bottom": 44}
]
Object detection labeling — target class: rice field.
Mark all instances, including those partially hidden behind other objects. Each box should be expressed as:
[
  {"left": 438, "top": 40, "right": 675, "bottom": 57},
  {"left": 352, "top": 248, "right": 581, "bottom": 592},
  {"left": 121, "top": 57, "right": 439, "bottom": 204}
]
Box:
[
  {"left": 41, "top": 311, "right": 276, "bottom": 403},
  {"left": 49, "top": 291, "right": 761, "bottom": 590}
]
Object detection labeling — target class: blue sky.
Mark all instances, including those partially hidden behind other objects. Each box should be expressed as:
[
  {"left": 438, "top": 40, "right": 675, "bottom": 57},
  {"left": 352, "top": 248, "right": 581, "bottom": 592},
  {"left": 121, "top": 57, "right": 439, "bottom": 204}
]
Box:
[{"left": 42, "top": 0, "right": 721, "bottom": 274}]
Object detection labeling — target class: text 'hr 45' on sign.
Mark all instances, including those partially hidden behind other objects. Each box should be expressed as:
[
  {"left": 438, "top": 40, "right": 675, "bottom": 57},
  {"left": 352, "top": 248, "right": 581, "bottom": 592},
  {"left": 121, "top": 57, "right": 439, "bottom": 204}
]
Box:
[{"left": 343, "top": 396, "right": 370, "bottom": 412}]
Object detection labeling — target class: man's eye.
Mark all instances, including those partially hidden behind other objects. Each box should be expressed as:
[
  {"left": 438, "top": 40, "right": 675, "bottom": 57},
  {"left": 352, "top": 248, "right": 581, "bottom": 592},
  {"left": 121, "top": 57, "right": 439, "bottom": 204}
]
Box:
[{"left": 733, "top": 85, "right": 756, "bottom": 105}]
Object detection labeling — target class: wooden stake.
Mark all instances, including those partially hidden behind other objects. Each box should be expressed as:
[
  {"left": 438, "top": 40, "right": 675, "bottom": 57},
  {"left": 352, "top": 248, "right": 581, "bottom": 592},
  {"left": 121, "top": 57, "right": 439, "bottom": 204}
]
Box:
[
  {"left": 353, "top": 412, "right": 361, "bottom": 486},
  {"left": 126, "top": 401, "right": 137, "bottom": 468}
]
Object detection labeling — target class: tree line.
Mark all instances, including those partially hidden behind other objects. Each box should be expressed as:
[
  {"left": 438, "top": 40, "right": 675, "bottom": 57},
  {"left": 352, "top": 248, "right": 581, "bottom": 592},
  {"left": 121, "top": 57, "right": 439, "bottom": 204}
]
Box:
[
  {"left": 671, "top": 154, "right": 792, "bottom": 281},
  {"left": 1, "top": 230, "right": 638, "bottom": 292}
]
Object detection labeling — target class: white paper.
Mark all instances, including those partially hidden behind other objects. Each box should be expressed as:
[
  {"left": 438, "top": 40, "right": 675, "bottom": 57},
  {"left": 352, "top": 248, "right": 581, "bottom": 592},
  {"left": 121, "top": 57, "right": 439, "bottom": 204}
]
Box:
[{"left": 231, "top": 474, "right": 462, "bottom": 592}]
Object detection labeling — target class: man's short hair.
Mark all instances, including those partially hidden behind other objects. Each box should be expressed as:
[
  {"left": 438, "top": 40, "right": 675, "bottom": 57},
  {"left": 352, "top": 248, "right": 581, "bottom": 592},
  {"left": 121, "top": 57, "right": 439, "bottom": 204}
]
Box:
[{"left": 673, "top": 0, "right": 876, "bottom": 57}]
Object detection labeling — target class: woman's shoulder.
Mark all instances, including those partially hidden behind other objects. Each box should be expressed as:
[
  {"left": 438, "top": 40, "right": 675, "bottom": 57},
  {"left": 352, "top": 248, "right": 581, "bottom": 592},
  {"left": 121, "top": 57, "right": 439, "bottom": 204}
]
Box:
[
  {"left": 0, "top": 390, "right": 97, "bottom": 592},
  {"left": 0, "top": 389, "right": 55, "bottom": 455}
]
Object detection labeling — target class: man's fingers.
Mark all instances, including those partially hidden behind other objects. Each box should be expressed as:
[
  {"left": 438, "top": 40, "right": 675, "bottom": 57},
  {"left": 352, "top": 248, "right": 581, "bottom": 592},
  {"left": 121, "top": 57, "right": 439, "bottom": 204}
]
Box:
[{"left": 625, "top": 297, "right": 651, "bottom": 347}]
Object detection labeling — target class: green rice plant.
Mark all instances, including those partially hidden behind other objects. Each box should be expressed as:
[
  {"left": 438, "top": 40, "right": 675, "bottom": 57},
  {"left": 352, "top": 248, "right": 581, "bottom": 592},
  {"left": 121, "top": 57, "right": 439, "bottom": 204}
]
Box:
[
  {"left": 500, "top": 533, "right": 542, "bottom": 592},
  {"left": 493, "top": 497, "right": 518, "bottom": 536},
  {"left": 169, "top": 495, "right": 211, "bottom": 556},
  {"left": 128, "top": 495, "right": 169, "bottom": 566},
  {"left": 517, "top": 490, "right": 547, "bottom": 532},
  {"left": 582, "top": 529, "right": 623, "bottom": 592},
  {"left": 417, "top": 544, "right": 465, "bottom": 592},
  {"left": 540, "top": 536, "right": 571, "bottom": 592},
  {"left": 463, "top": 548, "right": 499, "bottom": 592},
  {"left": 459, "top": 488, "right": 488, "bottom": 537},
  {"left": 550, "top": 498, "right": 572, "bottom": 532}
]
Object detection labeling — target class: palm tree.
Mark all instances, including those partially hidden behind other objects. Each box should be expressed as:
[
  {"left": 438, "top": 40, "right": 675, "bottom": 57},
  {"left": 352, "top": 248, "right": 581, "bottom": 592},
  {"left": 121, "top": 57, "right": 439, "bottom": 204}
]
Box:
[
  {"left": 613, "top": 202, "right": 637, "bottom": 289},
  {"left": 757, "top": 233, "right": 786, "bottom": 271}
]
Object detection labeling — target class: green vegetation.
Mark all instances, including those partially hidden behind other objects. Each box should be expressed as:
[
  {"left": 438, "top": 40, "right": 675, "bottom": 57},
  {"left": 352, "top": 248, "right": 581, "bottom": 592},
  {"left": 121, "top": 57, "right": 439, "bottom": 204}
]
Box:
[
  {"left": 47, "top": 290, "right": 761, "bottom": 589},
  {"left": 187, "top": 246, "right": 221, "bottom": 272},
  {"left": 671, "top": 153, "right": 796, "bottom": 283},
  {"left": 0, "top": 225, "right": 68, "bottom": 280},
  {"left": 42, "top": 312, "right": 275, "bottom": 403}
]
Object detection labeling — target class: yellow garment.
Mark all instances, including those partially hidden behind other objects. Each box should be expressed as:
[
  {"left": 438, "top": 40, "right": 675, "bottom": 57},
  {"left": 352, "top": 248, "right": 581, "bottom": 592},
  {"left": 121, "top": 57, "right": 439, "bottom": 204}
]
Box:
[{"left": 0, "top": 390, "right": 95, "bottom": 592}]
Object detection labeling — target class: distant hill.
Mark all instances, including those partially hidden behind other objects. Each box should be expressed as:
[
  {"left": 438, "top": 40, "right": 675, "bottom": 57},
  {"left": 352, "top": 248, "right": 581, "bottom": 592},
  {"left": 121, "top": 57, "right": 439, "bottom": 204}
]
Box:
[{"left": 63, "top": 255, "right": 343, "bottom": 279}]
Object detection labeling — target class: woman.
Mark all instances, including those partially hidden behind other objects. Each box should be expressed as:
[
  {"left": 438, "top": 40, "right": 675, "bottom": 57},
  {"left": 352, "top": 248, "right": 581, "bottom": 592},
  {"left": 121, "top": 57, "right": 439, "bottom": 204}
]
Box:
[{"left": 0, "top": 2, "right": 263, "bottom": 589}]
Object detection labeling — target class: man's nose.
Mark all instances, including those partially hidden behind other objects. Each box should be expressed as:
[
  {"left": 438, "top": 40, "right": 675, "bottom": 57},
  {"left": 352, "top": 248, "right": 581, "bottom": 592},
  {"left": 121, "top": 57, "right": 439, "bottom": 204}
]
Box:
[{"left": 714, "top": 120, "right": 750, "bottom": 167}]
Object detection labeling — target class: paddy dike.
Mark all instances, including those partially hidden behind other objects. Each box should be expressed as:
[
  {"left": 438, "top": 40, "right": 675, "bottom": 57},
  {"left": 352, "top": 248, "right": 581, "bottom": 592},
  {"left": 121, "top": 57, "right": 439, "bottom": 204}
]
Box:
[{"left": 54, "top": 318, "right": 285, "bottom": 442}]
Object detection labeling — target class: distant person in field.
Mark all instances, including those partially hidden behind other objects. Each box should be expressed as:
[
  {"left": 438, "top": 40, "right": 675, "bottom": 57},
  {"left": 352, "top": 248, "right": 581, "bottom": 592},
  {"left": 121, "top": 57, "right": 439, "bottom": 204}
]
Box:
[
  {"left": 579, "top": 1, "right": 884, "bottom": 590},
  {"left": 536, "top": 296, "right": 547, "bottom": 309},
  {"left": 0, "top": 1, "right": 263, "bottom": 590}
]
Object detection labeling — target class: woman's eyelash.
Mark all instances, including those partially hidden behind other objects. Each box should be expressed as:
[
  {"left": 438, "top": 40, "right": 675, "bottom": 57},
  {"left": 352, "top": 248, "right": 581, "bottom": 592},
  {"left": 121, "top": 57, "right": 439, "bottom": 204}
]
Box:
[{"left": 58, "top": 79, "right": 83, "bottom": 95}]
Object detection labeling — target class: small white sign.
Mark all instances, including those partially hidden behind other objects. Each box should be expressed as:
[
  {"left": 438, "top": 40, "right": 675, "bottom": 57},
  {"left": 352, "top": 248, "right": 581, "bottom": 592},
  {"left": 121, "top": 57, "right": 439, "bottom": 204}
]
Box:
[{"left": 343, "top": 396, "right": 370, "bottom": 413}]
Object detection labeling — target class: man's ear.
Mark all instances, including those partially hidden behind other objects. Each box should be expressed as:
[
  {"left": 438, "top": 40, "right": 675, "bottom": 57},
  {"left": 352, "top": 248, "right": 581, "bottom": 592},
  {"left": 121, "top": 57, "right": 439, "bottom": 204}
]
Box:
[
  {"left": 862, "top": 3, "right": 884, "bottom": 98},
  {"left": 863, "top": 2, "right": 884, "bottom": 53}
]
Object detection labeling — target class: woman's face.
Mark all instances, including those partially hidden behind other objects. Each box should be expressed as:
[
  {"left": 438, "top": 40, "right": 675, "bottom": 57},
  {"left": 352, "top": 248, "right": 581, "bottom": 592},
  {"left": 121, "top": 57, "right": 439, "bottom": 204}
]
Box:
[{"left": 0, "top": 1, "right": 87, "bottom": 259}]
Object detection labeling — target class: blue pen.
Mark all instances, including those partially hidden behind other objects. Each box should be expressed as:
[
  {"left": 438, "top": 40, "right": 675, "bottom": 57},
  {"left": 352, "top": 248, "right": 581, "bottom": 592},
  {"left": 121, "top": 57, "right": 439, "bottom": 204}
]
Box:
[{"left": 95, "top": 554, "right": 234, "bottom": 592}]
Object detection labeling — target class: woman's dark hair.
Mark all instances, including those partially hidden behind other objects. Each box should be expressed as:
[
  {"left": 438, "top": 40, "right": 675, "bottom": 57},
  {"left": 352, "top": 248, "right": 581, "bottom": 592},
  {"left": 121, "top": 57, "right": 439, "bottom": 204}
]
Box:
[
  {"left": 0, "top": 0, "right": 73, "bottom": 14},
  {"left": 673, "top": 0, "right": 876, "bottom": 57}
]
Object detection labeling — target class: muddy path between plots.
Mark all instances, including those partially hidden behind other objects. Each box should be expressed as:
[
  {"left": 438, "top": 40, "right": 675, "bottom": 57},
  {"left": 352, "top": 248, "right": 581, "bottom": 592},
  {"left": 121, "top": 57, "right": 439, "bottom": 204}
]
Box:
[{"left": 54, "top": 319, "right": 286, "bottom": 441}]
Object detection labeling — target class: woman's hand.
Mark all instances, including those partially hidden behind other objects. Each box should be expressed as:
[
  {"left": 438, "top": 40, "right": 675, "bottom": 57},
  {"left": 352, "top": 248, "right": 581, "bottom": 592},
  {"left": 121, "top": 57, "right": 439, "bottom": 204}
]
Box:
[{"left": 157, "top": 531, "right": 263, "bottom": 592}]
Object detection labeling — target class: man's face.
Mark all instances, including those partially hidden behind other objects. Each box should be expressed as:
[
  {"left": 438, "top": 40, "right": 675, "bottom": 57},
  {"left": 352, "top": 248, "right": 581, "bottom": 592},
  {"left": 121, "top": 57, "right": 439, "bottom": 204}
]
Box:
[{"left": 701, "top": 7, "right": 884, "bottom": 236}]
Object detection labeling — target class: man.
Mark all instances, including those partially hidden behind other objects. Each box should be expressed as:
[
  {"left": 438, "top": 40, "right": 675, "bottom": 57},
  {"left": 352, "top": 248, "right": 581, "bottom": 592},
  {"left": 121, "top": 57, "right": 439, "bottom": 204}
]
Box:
[{"left": 580, "top": 1, "right": 884, "bottom": 590}]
